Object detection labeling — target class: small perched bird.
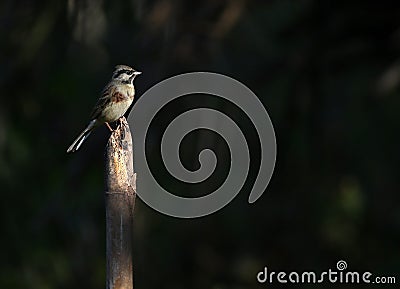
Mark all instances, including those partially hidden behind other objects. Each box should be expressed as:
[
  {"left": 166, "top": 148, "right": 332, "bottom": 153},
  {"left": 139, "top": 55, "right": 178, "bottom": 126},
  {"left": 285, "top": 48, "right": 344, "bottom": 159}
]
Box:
[{"left": 67, "top": 65, "right": 141, "bottom": 153}]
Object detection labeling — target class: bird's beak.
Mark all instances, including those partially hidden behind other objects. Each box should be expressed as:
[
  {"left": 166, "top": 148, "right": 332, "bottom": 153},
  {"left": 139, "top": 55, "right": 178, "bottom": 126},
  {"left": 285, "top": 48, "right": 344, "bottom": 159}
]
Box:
[{"left": 130, "top": 71, "right": 141, "bottom": 83}]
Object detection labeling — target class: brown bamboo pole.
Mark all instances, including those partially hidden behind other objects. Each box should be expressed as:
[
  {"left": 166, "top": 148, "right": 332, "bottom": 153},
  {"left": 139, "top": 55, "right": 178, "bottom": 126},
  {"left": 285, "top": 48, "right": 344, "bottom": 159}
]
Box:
[{"left": 104, "top": 117, "right": 136, "bottom": 289}]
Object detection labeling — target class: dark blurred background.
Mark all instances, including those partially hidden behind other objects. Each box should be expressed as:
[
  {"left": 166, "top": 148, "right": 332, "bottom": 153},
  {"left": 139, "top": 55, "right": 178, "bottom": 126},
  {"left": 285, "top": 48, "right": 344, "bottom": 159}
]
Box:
[{"left": 1, "top": 0, "right": 400, "bottom": 288}]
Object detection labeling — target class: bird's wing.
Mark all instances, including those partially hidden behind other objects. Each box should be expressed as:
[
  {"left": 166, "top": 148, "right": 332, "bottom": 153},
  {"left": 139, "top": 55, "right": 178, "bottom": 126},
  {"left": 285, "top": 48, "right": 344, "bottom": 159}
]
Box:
[
  {"left": 90, "top": 83, "right": 112, "bottom": 119},
  {"left": 90, "top": 83, "right": 130, "bottom": 120}
]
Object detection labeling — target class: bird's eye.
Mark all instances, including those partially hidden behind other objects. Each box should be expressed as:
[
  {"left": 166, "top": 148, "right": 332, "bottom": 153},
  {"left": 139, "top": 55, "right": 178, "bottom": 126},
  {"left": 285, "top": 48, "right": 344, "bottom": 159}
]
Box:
[{"left": 128, "top": 71, "right": 134, "bottom": 75}]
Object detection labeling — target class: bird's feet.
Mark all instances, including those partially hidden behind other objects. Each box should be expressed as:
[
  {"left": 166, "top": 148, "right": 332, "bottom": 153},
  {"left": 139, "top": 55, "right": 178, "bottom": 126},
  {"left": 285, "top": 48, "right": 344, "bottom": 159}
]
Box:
[
  {"left": 105, "top": 122, "right": 113, "bottom": 132},
  {"left": 118, "top": 117, "right": 125, "bottom": 126}
]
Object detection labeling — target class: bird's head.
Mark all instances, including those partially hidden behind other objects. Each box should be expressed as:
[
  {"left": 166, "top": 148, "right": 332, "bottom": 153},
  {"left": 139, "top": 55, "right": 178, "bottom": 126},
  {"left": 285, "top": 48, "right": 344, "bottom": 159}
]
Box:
[{"left": 112, "top": 65, "right": 141, "bottom": 84}]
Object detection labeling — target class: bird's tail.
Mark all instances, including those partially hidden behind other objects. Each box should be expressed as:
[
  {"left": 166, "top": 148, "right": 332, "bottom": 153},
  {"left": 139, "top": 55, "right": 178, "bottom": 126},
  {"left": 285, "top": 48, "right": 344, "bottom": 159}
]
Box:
[{"left": 67, "top": 120, "right": 97, "bottom": 153}]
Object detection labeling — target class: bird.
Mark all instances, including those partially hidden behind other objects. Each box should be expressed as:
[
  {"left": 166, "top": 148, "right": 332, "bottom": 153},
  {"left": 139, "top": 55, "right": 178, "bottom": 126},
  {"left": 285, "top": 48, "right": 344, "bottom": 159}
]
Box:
[{"left": 67, "top": 65, "right": 141, "bottom": 153}]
